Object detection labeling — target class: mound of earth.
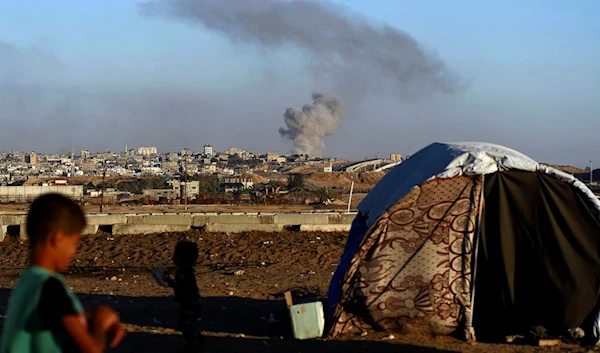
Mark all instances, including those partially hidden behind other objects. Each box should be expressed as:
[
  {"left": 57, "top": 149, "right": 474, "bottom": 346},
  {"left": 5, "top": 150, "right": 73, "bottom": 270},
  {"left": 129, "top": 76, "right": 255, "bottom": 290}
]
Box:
[
  {"left": 306, "top": 172, "right": 384, "bottom": 192},
  {"left": 245, "top": 173, "right": 270, "bottom": 184},
  {"left": 289, "top": 161, "right": 349, "bottom": 174},
  {"left": 542, "top": 164, "right": 587, "bottom": 175}
]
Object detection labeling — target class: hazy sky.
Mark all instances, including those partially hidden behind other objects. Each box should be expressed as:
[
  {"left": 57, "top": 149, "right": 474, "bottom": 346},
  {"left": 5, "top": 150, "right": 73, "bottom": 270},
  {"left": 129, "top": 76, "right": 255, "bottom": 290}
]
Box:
[{"left": 0, "top": 1, "right": 598, "bottom": 167}]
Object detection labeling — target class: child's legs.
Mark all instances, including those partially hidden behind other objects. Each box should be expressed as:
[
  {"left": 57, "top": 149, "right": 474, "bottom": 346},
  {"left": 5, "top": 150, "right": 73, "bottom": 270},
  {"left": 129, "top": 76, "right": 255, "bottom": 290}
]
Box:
[{"left": 179, "top": 302, "right": 203, "bottom": 350}]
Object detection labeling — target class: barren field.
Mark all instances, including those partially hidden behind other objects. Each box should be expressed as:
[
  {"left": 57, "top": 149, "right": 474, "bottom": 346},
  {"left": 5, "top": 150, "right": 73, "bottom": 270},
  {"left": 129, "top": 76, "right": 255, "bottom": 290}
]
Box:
[{"left": 0, "top": 231, "right": 595, "bottom": 353}]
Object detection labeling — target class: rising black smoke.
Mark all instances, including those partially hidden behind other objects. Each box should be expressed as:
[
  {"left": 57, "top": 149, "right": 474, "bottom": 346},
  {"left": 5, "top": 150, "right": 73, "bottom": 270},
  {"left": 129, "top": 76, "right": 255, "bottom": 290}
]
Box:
[
  {"left": 278, "top": 93, "right": 345, "bottom": 157},
  {"left": 138, "top": 0, "right": 460, "bottom": 96},
  {"left": 138, "top": 0, "right": 462, "bottom": 156}
]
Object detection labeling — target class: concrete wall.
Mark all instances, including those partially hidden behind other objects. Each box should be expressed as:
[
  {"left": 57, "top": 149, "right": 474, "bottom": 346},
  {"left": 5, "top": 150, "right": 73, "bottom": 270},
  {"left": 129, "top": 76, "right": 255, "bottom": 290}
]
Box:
[
  {"left": 0, "top": 212, "right": 357, "bottom": 240},
  {"left": 0, "top": 185, "right": 84, "bottom": 202}
]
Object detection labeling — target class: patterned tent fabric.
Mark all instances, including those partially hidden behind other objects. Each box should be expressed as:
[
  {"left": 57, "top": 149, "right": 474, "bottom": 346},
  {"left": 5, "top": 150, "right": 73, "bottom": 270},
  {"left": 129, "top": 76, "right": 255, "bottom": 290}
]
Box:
[{"left": 330, "top": 175, "right": 483, "bottom": 336}]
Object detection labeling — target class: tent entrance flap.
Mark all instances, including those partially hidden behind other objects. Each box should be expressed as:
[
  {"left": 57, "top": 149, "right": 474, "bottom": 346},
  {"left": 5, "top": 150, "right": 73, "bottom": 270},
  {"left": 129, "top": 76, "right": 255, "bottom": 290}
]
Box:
[
  {"left": 329, "top": 176, "right": 484, "bottom": 337},
  {"left": 473, "top": 170, "right": 600, "bottom": 337}
]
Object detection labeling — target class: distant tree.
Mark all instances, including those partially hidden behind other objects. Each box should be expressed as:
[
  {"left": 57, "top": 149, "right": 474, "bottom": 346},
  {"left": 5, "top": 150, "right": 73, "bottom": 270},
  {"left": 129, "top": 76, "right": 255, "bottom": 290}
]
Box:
[
  {"left": 287, "top": 173, "right": 305, "bottom": 191},
  {"left": 97, "top": 180, "right": 116, "bottom": 190},
  {"left": 116, "top": 176, "right": 167, "bottom": 194},
  {"left": 188, "top": 174, "right": 221, "bottom": 194},
  {"left": 228, "top": 154, "right": 242, "bottom": 162},
  {"left": 268, "top": 180, "right": 283, "bottom": 188},
  {"left": 319, "top": 187, "right": 331, "bottom": 199}
]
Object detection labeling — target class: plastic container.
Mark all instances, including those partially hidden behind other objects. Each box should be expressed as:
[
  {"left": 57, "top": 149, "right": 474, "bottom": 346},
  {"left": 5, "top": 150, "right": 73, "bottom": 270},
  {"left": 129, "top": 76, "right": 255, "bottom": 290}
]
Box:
[{"left": 289, "top": 301, "right": 325, "bottom": 340}]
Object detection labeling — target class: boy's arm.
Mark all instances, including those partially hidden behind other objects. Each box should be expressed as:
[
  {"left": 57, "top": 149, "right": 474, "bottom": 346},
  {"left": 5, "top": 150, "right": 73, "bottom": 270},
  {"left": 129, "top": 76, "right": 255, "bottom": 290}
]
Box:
[
  {"left": 61, "top": 315, "right": 106, "bottom": 353},
  {"left": 62, "top": 306, "right": 124, "bottom": 353},
  {"left": 39, "top": 279, "right": 123, "bottom": 353}
]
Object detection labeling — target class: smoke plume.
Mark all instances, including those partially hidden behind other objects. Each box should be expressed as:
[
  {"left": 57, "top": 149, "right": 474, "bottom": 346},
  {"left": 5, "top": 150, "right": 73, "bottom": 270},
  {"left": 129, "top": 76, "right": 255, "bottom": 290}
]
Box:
[
  {"left": 278, "top": 93, "right": 344, "bottom": 157},
  {"left": 137, "top": 0, "right": 462, "bottom": 98}
]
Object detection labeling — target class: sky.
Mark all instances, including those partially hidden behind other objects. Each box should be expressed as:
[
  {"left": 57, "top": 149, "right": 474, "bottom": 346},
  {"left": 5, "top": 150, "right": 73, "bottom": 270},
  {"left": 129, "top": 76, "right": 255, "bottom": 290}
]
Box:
[{"left": 0, "top": 0, "right": 599, "bottom": 167}]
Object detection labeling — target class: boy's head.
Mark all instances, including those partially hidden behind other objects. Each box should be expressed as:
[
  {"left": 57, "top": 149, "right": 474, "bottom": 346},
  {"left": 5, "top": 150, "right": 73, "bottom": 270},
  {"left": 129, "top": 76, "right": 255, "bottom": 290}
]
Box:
[
  {"left": 27, "top": 193, "right": 86, "bottom": 271},
  {"left": 173, "top": 241, "right": 199, "bottom": 267}
]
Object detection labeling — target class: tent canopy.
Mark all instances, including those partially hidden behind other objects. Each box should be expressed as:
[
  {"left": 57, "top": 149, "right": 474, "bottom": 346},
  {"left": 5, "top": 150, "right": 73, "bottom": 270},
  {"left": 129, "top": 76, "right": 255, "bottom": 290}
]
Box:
[
  {"left": 359, "top": 142, "right": 600, "bottom": 229},
  {"left": 328, "top": 142, "right": 600, "bottom": 339}
]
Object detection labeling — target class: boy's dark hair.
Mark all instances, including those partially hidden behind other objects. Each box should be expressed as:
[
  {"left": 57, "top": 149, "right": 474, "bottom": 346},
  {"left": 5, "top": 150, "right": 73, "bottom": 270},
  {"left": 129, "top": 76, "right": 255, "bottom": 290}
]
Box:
[
  {"left": 174, "top": 241, "right": 199, "bottom": 266},
  {"left": 26, "top": 193, "right": 86, "bottom": 244}
]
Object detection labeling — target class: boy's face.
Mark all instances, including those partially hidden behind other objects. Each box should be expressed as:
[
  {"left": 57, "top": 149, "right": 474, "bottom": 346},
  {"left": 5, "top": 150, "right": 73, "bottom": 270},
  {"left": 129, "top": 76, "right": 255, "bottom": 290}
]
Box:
[{"left": 52, "top": 230, "right": 82, "bottom": 272}]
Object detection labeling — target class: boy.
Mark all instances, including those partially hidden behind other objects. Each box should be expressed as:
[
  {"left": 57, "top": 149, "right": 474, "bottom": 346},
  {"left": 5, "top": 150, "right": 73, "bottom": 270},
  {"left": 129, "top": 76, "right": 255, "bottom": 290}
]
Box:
[
  {"left": 153, "top": 241, "right": 203, "bottom": 352},
  {"left": 0, "top": 193, "right": 125, "bottom": 353}
]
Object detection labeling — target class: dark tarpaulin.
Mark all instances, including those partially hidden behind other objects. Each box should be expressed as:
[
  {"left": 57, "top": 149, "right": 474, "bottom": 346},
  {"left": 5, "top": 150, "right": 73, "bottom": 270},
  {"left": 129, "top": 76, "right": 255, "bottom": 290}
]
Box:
[{"left": 473, "top": 170, "right": 600, "bottom": 337}]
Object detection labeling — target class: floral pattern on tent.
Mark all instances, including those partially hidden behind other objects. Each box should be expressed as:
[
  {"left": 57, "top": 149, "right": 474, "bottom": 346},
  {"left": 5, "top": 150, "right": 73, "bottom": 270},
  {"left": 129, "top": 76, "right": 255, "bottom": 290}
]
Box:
[{"left": 330, "top": 175, "right": 483, "bottom": 336}]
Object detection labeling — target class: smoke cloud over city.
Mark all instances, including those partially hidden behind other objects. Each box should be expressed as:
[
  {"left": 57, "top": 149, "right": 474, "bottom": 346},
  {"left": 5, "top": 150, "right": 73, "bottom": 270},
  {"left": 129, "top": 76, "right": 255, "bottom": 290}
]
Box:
[
  {"left": 138, "top": 0, "right": 461, "bottom": 99},
  {"left": 278, "top": 93, "right": 345, "bottom": 157},
  {"left": 0, "top": 1, "right": 463, "bottom": 156}
]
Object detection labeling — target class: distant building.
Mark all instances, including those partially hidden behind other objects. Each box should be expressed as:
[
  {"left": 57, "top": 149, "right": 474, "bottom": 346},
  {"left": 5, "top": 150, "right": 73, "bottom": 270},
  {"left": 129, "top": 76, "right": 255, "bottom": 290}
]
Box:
[
  {"left": 203, "top": 165, "right": 217, "bottom": 173},
  {"left": 142, "top": 189, "right": 178, "bottom": 199},
  {"left": 390, "top": 153, "right": 402, "bottom": 161},
  {"left": 167, "top": 180, "right": 200, "bottom": 197},
  {"left": 323, "top": 163, "right": 333, "bottom": 172},
  {"left": 81, "top": 150, "right": 91, "bottom": 160},
  {"left": 137, "top": 147, "right": 157, "bottom": 156},
  {"left": 25, "top": 152, "right": 37, "bottom": 165},
  {"left": 204, "top": 144, "right": 213, "bottom": 156},
  {"left": 220, "top": 176, "right": 254, "bottom": 193},
  {"left": 225, "top": 147, "right": 243, "bottom": 156},
  {"left": 54, "top": 178, "right": 67, "bottom": 185},
  {"left": 267, "top": 152, "right": 280, "bottom": 162}
]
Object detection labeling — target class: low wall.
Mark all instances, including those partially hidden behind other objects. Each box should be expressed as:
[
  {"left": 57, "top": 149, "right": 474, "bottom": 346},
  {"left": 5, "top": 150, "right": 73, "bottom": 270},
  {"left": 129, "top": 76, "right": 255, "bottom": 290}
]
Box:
[{"left": 0, "top": 212, "right": 357, "bottom": 241}]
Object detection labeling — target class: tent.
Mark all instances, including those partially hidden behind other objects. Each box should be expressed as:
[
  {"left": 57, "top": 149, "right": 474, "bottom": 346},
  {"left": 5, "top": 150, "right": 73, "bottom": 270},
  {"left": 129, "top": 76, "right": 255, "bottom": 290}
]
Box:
[{"left": 327, "top": 142, "right": 600, "bottom": 341}]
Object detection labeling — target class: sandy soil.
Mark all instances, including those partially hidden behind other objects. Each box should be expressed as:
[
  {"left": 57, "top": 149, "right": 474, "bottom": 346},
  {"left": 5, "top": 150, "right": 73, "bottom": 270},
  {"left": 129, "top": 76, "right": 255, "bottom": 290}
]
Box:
[
  {"left": 0, "top": 231, "right": 596, "bottom": 353},
  {"left": 305, "top": 172, "right": 384, "bottom": 192}
]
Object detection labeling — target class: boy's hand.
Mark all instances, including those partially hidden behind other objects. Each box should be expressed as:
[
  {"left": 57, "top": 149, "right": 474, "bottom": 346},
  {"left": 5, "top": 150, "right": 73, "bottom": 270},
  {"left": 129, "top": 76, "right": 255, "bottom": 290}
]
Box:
[
  {"left": 92, "top": 305, "right": 126, "bottom": 347},
  {"left": 107, "top": 322, "right": 126, "bottom": 348}
]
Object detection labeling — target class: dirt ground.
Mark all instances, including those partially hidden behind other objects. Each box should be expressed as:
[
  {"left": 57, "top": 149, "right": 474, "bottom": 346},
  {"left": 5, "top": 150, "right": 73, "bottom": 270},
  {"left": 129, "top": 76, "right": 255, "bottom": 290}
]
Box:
[
  {"left": 0, "top": 231, "right": 597, "bottom": 353},
  {"left": 0, "top": 203, "right": 352, "bottom": 215},
  {"left": 0, "top": 195, "right": 369, "bottom": 215}
]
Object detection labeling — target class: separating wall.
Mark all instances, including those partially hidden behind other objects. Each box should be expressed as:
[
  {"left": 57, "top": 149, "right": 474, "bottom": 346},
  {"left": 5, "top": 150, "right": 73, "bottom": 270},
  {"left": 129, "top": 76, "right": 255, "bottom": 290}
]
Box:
[
  {"left": 0, "top": 212, "right": 357, "bottom": 241},
  {"left": 0, "top": 185, "right": 84, "bottom": 203}
]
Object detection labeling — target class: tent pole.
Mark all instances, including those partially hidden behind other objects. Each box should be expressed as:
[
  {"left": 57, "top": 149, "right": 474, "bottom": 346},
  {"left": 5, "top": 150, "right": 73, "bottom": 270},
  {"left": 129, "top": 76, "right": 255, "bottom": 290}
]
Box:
[
  {"left": 347, "top": 181, "right": 354, "bottom": 212},
  {"left": 467, "top": 175, "right": 485, "bottom": 342}
]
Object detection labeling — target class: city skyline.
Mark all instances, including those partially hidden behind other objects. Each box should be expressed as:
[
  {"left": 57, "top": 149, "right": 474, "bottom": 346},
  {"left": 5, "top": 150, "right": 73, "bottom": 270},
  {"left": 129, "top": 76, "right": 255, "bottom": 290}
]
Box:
[
  {"left": 0, "top": 1, "right": 599, "bottom": 166},
  {"left": 0, "top": 143, "right": 596, "bottom": 170},
  {"left": 0, "top": 143, "right": 396, "bottom": 161}
]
